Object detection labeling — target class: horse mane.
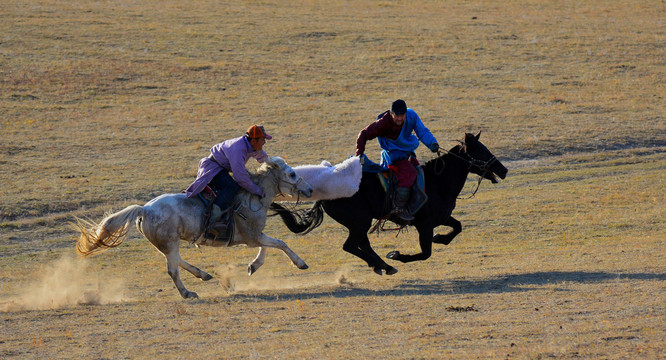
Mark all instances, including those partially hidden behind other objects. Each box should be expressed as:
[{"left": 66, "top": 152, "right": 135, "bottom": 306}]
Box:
[
  {"left": 423, "top": 143, "right": 465, "bottom": 175},
  {"left": 250, "top": 156, "right": 286, "bottom": 180},
  {"left": 423, "top": 131, "right": 481, "bottom": 174}
]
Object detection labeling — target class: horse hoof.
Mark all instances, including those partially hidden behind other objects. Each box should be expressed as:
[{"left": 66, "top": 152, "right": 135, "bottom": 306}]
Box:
[
  {"left": 433, "top": 234, "right": 454, "bottom": 245},
  {"left": 385, "top": 267, "right": 398, "bottom": 275},
  {"left": 298, "top": 263, "right": 309, "bottom": 270},
  {"left": 202, "top": 273, "right": 213, "bottom": 281},
  {"left": 373, "top": 267, "right": 383, "bottom": 276},
  {"left": 183, "top": 291, "right": 199, "bottom": 299},
  {"left": 248, "top": 265, "right": 256, "bottom": 276},
  {"left": 386, "top": 251, "right": 400, "bottom": 260}
]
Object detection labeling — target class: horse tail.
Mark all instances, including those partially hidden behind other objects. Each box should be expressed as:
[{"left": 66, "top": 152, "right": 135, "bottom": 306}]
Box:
[
  {"left": 270, "top": 201, "right": 324, "bottom": 235},
  {"left": 74, "top": 205, "right": 145, "bottom": 256}
]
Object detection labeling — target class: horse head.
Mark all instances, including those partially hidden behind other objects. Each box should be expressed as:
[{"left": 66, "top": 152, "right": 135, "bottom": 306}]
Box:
[
  {"left": 461, "top": 132, "right": 508, "bottom": 183},
  {"left": 264, "top": 156, "right": 314, "bottom": 198}
]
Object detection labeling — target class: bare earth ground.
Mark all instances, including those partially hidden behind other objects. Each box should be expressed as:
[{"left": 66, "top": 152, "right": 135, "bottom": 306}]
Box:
[{"left": 1, "top": 0, "right": 665, "bottom": 359}]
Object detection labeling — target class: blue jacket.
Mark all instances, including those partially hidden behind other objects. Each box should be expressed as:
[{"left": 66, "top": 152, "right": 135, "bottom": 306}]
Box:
[{"left": 356, "top": 109, "right": 437, "bottom": 168}]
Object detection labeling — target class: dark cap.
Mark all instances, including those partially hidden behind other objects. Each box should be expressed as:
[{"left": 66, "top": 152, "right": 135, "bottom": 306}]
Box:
[{"left": 391, "top": 99, "right": 407, "bottom": 115}]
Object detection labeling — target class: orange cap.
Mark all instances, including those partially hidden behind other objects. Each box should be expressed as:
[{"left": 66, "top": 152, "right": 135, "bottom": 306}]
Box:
[{"left": 246, "top": 125, "right": 272, "bottom": 140}]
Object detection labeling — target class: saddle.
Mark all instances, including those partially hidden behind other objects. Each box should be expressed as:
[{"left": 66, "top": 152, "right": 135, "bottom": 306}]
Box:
[
  {"left": 361, "top": 155, "right": 429, "bottom": 223},
  {"left": 197, "top": 186, "right": 236, "bottom": 246},
  {"left": 378, "top": 167, "right": 428, "bottom": 217}
]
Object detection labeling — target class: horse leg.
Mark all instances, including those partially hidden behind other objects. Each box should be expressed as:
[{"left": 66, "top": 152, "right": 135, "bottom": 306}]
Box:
[
  {"left": 248, "top": 234, "right": 308, "bottom": 275},
  {"left": 179, "top": 258, "right": 213, "bottom": 281},
  {"left": 343, "top": 228, "right": 397, "bottom": 275},
  {"left": 387, "top": 226, "right": 433, "bottom": 263},
  {"left": 432, "top": 216, "right": 462, "bottom": 245},
  {"left": 341, "top": 236, "right": 374, "bottom": 268},
  {"left": 164, "top": 250, "right": 198, "bottom": 299},
  {"left": 324, "top": 201, "right": 396, "bottom": 275},
  {"left": 248, "top": 247, "right": 267, "bottom": 276}
]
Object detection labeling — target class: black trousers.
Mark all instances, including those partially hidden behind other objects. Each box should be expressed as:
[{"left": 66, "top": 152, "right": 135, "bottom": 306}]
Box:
[{"left": 208, "top": 170, "right": 240, "bottom": 210}]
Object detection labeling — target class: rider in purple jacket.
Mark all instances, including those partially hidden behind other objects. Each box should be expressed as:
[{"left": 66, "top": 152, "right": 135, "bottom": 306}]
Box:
[{"left": 185, "top": 125, "right": 272, "bottom": 237}]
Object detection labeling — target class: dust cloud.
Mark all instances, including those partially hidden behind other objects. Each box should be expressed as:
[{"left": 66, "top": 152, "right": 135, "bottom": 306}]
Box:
[
  {"left": 0, "top": 255, "right": 127, "bottom": 312},
  {"left": 216, "top": 265, "right": 354, "bottom": 294}
]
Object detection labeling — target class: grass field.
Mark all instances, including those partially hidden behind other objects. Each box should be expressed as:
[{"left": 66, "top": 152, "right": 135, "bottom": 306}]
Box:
[{"left": 1, "top": 0, "right": 664, "bottom": 358}]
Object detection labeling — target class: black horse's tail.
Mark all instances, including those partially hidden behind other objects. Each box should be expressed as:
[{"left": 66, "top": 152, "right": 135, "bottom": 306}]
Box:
[{"left": 269, "top": 201, "right": 325, "bottom": 235}]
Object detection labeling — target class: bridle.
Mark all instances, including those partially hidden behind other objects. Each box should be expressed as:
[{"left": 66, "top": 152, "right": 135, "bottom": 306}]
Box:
[
  {"left": 433, "top": 145, "right": 497, "bottom": 199},
  {"left": 278, "top": 176, "right": 307, "bottom": 199},
  {"left": 249, "top": 166, "right": 308, "bottom": 212},
  {"left": 272, "top": 166, "right": 308, "bottom": 200}
]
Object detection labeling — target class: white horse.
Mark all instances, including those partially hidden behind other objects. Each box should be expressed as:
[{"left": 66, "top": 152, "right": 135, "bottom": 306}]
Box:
[{"left": 75, "top": 157, "right": 313, "bottom": 299}]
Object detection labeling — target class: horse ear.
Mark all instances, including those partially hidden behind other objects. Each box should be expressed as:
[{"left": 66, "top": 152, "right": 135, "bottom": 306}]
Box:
[
  {"left": 475, "top": 131, "right": 481, "bottom": 140},
  {"left": 266, "top": 156, "right": 285, "bottom": 169},
  {"left": 265, "top": 156, "right": 279, "bottom": 169}
]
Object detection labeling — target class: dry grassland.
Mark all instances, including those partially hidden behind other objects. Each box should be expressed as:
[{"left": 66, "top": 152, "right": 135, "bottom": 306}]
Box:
[{"left": 1, "top": 0, "right": 664, "bottom": 359}]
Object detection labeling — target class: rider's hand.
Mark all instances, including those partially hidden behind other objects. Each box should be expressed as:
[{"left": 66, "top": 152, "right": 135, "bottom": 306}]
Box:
[{"left": 429, "top": 143, "right": 440, "bottom": 153}]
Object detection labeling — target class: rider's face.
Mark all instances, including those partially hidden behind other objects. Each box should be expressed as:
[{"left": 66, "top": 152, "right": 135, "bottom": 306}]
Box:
[
  {"left": 249, "top": 137, "right": 266, "bottom": 151},
  {"left": 392, "top": 112, "right": 406, "bottom": 126}
]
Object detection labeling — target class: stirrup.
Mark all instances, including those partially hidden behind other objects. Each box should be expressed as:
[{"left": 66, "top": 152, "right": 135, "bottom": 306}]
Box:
[{"left": 392, "top": 207, "right": 414, "bottom": 222}]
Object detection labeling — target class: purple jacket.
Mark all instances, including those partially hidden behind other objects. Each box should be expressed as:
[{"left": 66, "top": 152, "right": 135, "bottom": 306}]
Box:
[{"left": 185, "top": 136, "right": 268, "bottom": 198}]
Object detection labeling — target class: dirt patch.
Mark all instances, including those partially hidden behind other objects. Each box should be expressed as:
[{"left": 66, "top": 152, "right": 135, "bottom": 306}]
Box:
[{"left": 446, "top": 305, "right": 479, "bottom": 312}]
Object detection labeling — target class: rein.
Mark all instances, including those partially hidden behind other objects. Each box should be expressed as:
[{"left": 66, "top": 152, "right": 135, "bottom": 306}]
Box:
[
  {"left": 458, "top": 155, "right": 496, "bottom": 199},
  {"left": 432, "top": 146, "right": 497, "bottom": 200}
]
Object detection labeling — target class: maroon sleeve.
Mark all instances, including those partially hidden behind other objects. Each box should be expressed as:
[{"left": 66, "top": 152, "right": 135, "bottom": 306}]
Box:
[{"left": 355, "top": 113, "right": 392, "bottom": 156}]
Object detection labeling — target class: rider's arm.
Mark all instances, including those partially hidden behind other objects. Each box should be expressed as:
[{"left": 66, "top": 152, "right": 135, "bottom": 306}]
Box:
[
  {"left": 410, "top": 109, "right": 438, "bottom": 149},
  {"left": 355, "top": 116, "right": 392, "bottom": 156},
  {"left": 250, "top": 150, "right": 269, "bottom": 164},
  {"left": 226, "top": 141, "right": 265, "bottom": 197}
]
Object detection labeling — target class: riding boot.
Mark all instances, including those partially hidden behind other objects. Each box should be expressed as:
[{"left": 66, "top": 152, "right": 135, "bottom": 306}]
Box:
[
  {"left": 392, "top": 187, "right": 415, "bottom": 222},
  {"left": 204, "top": 205, "right": 227, "bottom": 240},
  {"left": 205, "top": 221, "right": 228, "bottom": 240}
]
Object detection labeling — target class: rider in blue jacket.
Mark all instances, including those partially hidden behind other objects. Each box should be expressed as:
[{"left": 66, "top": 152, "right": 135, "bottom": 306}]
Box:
[{"left": 356, "top": 100, "right": 439, "bottom": 221}]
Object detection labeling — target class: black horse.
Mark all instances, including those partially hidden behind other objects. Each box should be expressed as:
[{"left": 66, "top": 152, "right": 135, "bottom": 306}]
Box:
[{"left": 271, "top": 132, "right": 508, "bottom": 275}]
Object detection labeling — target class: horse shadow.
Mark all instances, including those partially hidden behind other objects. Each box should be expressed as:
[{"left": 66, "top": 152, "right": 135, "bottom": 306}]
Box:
[{"left": 224, "top": 271, "right": 665, "bottom": 302}]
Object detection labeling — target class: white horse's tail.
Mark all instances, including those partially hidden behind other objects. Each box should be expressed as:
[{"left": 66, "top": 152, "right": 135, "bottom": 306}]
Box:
[{"left": 74, "top": 205, "right": 144, "bottom": 257}]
